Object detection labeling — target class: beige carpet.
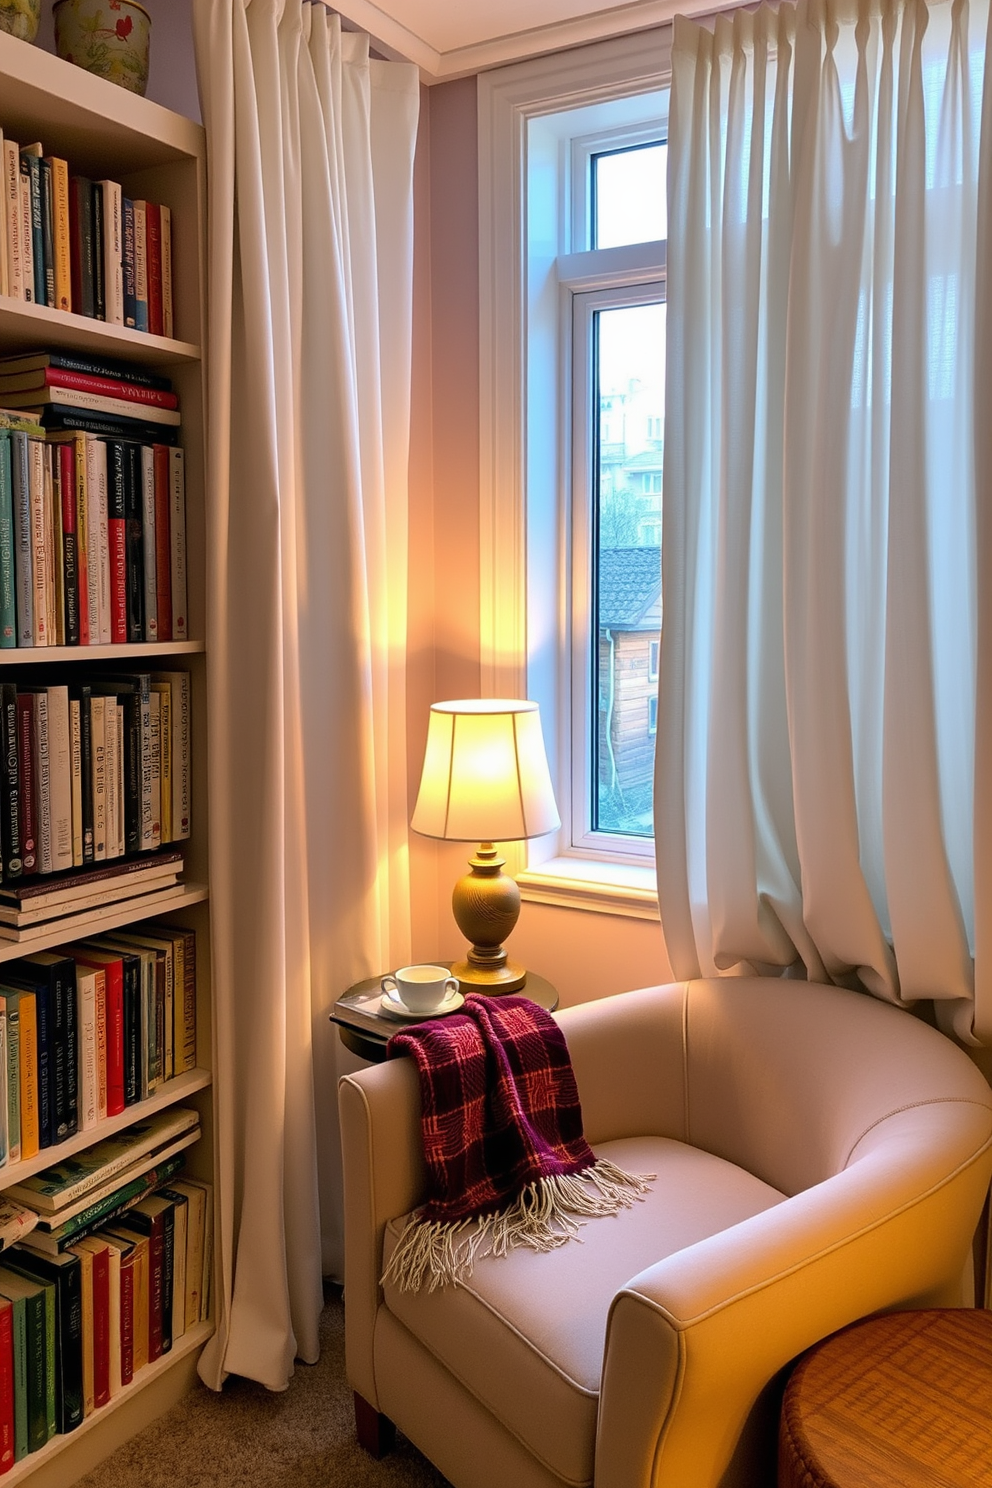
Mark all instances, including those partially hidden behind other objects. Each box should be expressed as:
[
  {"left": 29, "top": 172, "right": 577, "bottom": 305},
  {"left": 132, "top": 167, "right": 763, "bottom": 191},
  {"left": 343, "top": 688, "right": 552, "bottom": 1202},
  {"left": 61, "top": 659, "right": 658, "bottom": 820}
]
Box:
[{"left": 77, "top": 1287, "right": 452, "bottom": 1488}]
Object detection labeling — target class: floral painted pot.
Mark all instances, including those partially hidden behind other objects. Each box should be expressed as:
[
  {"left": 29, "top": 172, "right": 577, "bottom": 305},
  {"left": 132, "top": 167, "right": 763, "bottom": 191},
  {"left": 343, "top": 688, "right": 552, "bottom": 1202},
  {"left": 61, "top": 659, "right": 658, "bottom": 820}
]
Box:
[
  {"left": 0, "top": 0, "right": 41, "bottom": 43},
  {"left": 53, "top": 0, "right": 151, "bottom": 96}
]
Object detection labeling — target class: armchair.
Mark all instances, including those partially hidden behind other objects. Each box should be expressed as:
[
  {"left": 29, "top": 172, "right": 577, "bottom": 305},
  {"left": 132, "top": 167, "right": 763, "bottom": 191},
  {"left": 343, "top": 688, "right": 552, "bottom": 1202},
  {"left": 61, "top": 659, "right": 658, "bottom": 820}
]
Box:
[{"left": 338, "top": 977, "right": 992, "bottom": 1488}]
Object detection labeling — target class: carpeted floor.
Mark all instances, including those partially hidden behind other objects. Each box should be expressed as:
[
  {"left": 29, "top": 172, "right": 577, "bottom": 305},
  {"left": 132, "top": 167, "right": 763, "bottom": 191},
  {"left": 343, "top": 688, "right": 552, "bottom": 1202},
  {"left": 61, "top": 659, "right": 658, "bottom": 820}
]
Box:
[{"left": 77, "top": 1286, "right": 453, "bottom": 1488}]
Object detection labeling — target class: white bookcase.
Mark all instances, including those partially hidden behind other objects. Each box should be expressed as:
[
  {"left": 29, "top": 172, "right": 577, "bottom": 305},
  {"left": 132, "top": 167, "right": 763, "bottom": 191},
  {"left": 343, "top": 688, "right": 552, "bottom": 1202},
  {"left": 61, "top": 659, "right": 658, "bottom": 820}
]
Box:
[{"left": 0, "top": 29, "right": 214, "bottom": 1487}]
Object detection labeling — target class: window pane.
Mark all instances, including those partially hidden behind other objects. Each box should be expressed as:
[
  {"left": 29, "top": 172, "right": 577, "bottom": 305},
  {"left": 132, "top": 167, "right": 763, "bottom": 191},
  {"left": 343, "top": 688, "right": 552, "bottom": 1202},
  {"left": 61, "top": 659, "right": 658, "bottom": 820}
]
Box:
[
  {"left": 594, "top": 143, "right": 667, "bottom": 248},
  {"left": 594, "top": 302, "right": 665, "bottom": 838}
]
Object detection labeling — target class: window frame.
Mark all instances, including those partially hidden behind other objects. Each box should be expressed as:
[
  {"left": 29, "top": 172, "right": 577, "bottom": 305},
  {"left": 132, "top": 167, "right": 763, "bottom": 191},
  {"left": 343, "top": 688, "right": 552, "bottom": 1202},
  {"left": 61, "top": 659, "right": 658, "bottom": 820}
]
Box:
[{"left": 478, "top": 31, "right": 672, "bottom": 921}]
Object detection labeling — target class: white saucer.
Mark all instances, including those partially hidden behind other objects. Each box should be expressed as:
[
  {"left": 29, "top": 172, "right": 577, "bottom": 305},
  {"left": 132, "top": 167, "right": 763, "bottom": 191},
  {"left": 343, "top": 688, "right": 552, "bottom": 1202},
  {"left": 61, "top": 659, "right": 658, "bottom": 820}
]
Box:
[{"left": 379, "top": 987, "right": 465, "bottom": 1021}]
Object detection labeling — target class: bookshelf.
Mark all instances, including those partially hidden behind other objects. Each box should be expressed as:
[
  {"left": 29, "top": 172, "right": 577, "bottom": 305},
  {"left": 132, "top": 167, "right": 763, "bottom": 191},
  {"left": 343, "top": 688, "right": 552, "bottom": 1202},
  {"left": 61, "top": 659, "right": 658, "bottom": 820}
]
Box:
[{"left": 0, "top": 27, "right": 213, "bottom": 1488}]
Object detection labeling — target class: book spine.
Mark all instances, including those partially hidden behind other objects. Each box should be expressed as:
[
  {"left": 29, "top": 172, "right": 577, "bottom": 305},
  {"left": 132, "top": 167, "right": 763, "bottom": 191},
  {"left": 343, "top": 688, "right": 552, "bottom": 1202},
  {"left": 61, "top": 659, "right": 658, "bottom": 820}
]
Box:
[
  {"left": 105, "top": 965, "right": 124, "bottom": 1117},
  {"left": 0, "top": 1018, "right": 7, "bottom": 1171},
  {"left": 121, "top": 199, "right": 136, "bottom": 329},
  {"left": 49, "top": 158, "right": 71, "bottom": 313},
  {"left": 14, "top": 700, "right": 35, "bottom": 877},
  {"left": 91, "top": 181, "right": 105, "bottom": 324},
  {"left": 20, "top": 154, "right": 42, "bottom": 307},
  {"left": 140, "top": 447, "right": 157, "bottom": 639},
  {"left": 118, "top": 1252, "right": 134, "bottom": 1384},
  {"left": 6, "top": 1293, "right": 24, "bottom": 1461},
  {"left": 9, "top": 434, "right": 31, "bottom": 649},
  {"left": 47, "top": 451, "right": 61, "bottom": 647},
  {"left": 58, "top": 441, "right": 79, "bottom": 646},
  {"left": 93, "top": 969, "right": 106, "bottom": 1121},
  {"left": 2, "top": 140, "right": 22, "bottom": 302},
  {"left": 15, "top": 992, "right": 38, "bottom": 1161},
  {"left": 25, "top": 980, "right": 51, "bottom": 1151},
  {"left": 0, "top": 1298, "right": 12, "bottom": 1473},
  {"left": 37, "top": 159, "right": 54, "bottom": 309},
  {"left": 4, "top": 1003, "right": 18, "bottom": 1169},
  {"left": 0, "top": 689, "right": 18, "bottom": 882},
  {"left": 60, "top": 961, "right": 78, "bottom": 1140},
  {"left": 123, "top": 443, "right": 144, "bottom": 643},
  {"left": 181, "top": 930, "right": 196, "bottom": 1071},
  {"left": 83, "top": 437, "right": 110, "bottom": 645},
  {"left": 69, "top": 700, "right": 82, "bottom": 868},
  {"left": 168, "top": 448, "right": 187, "bottom": 640},
  {"left": 153, "top": 445, "right": 172, "bottom": 641},
  {"left": 142, "top": 1218, "right": 163, "bottom": 1360},
  {"left": 97, "top": 181, "right": 123, "bottom": 327},
  {"left": 69, "top": 177, "right": 95, "bottom": 319},
  {"left": 39, "top": 409, "right": 179, "bottom": 447},
  {"left": 132, "top": 201, "right": 148, "bottom": 334},
  {"left": 0, "top": 131, "right": 6, "bottom": 298},
  {"left": 91, "top": 1245, "right": 109, "bottom": 1407},
  {"left": 145, "top": 202, "right": 162, "bottom": 337},
  {"left": 76, "top": 689, "right": 93, "bottom": 865},
  {"left": 21, "top": 1291, "right": 44, "bottom": 1449},
  {"left": 47, "top": 687, "right": 72, "bottom": 875},
  {"left": 160, "top": 205, "right": 174, "bottom": 339},
  {"left": 16, "top": 166, "right": 32, "bottom": 303},
  {"left": 77, "top": 971, "right": 96, "bottom": 1133},
  {"left": 11, "top": 369, "right": 182, "bottom": 411},
  {"left": 31, "top": 693, "right": 51, "bottom": 877},
  {"left": 73, "top": 433, "right": 90, "bottom": 647},
  {"left": 106, "top": 1244, "right": 120, "bottom": 1396},
  {"left": 0, "top": 437, "right": 14, "bottom": 649},
  {"left": 90, "top": 694, "right": 105, "bottom": 862},
  {"left": 105, "top": 442, "right": 128, "bottom": 644},
  {"left": 149, "top": 692, "right": 161, "bottom": 851},
  {"left": 74, "top": 1246, "right": 93, "bottom": 1417},
  {"left": 27, "top": 440, "right": 47, "bottom": 647},
  {"left": 122, "top": 959, "right": 139, "bottom": 1105}
]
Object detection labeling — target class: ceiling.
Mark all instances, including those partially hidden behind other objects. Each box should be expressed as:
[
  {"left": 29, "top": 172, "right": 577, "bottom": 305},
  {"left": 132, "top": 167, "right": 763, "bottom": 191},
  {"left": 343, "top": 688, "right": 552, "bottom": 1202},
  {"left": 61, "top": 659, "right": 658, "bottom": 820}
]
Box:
[{"left": 333, "top": 0, "right": 682, "bottom": 81}]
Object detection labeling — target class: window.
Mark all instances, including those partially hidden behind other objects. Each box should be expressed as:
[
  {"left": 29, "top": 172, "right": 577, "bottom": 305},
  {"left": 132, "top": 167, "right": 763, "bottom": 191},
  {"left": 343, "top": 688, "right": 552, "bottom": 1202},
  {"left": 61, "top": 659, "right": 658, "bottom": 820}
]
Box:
[{"left": 479, "top": 34, "right": 671, "bottom": 919}]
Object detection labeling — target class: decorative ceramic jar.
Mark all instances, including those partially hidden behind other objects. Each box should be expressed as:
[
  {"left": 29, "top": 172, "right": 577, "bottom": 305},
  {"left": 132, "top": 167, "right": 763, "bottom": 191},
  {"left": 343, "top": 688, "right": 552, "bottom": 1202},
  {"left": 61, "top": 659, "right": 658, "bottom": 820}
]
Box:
[
  {"left": 0, "top": 0, "right": 41, "bottom": 43},
  {"left": 53, "top": 0, "right": 151, "bottom": 95}
]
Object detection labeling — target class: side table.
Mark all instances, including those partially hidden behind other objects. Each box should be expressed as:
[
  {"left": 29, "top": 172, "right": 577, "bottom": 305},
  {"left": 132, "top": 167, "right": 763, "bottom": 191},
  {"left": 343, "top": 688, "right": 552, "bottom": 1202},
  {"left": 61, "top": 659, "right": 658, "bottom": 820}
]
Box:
[
  {"left": 330, "top": 965, "right": 559, "bottom": 1063},
  {"left": 779, "top": 1308, "right": 992, "bottom": 1487}
]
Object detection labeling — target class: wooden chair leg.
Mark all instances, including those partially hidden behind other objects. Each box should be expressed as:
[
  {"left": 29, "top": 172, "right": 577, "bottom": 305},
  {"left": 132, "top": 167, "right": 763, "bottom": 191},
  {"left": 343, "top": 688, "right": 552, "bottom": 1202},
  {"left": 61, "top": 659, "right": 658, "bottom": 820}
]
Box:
[{"left": 354, "top": 1391, "right": 396, "bottom": 1458}]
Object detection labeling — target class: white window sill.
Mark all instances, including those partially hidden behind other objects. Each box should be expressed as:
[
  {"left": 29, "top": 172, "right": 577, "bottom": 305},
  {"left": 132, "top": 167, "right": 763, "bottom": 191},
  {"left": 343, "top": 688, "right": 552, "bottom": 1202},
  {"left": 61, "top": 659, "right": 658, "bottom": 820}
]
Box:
[{"left": 518, "top": 857, "right": 659, "bottom": 921}]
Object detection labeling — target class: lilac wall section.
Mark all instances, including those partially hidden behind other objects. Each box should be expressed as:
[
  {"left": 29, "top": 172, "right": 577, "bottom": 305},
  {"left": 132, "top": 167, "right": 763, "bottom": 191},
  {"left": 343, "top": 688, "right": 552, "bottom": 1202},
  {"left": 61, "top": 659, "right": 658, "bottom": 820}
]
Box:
[
  {"left": 38, "top": 0, "right": 201, "bottom": 121},
  {"left": 410, "top": 75, "right": 673, "bottom": 1006}
]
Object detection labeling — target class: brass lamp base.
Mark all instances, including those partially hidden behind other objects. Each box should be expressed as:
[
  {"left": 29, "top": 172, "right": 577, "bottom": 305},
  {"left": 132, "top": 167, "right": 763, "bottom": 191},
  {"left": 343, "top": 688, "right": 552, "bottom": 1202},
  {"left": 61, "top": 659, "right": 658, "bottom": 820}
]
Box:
[{"left": 450, "top": 843, "right": 528, "bottom": 995}]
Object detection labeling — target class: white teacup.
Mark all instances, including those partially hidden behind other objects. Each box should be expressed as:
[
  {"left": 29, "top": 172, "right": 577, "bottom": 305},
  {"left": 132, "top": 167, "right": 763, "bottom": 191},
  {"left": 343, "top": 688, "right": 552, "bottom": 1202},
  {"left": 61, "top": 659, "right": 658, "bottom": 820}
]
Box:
[{"left": 381, "top": 964, "right": 459, "bottom": 1014}]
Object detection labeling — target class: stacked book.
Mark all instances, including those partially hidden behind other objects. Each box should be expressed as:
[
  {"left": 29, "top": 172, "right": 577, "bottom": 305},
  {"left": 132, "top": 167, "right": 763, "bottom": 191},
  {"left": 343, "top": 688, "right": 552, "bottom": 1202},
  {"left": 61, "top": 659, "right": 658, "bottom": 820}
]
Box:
[
  {"left": 0, "top": 1112, "right": 210, "bottom": 1464},
  {"left": 0, "top": 672, "right": 190, "bottom": 888},
  {"left": 0, "top": 133, "right": 174, "bottom": 336},
  {"left": 0, "top": 351, "right": 187, "bottom": 648},
  {"left": 0, "top": 930, "right": 198, "bottom": 1167}
]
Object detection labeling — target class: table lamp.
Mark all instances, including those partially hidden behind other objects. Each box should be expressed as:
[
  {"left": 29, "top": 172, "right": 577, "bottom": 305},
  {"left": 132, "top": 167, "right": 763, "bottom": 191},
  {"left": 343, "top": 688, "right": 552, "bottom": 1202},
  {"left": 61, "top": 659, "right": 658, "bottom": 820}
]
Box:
[{"left": 411, "top": 699, "right": 560, "bottom": 993}]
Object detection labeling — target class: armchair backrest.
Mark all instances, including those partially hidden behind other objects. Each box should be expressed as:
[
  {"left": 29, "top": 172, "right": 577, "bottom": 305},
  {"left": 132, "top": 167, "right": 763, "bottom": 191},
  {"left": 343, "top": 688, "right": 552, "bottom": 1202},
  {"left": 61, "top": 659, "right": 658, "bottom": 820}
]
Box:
[{"left": 683, "top": 978, "right": 992, "bottom": 1195}]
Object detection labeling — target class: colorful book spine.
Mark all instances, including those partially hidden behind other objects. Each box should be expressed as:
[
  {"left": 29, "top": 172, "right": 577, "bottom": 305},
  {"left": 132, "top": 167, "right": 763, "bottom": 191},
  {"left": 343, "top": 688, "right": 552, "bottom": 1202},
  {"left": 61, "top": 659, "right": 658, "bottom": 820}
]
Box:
[
  {"left": 73, "top": 432, "right": 90, "bottom": 648},
  {"left": 97, "top": 181, "right": 123, "bottom": 326},
  {"left": 14, "top": 992, "right": 37, "bottom": 1162},
  {"left": 160, "top": 204, "right": 174, "bottom": 338},
  {"left": 16, "top": 163, "right": 32, "bottom": 304},
  {"left": 0, "top": 687, "right": 19, "bottom": 883},
  {"left": 105, "top": 442, "right": 128, "bottom": 644},
  {"left": 69, "top": 176, "right": 95, "bottom": 319},
  {"left": 169, "top": 447, "right": 187, "bottom": 640},
  {"left": 37, "top": 158, "right": 54, "bottom": 309},
  {"left": 145, "top": 201, "right": 162, "bottom": 336},
  {"left": 57, "top": 440, "right": 80, "bottom": 646},
  {"left": 132, "top": 199, "right": 148, "bottom": 334},
  {"left": 153, "top": 444, "right": 172, "bottom": 641},
  {"left": 47, "top": 157, "right": 71, "bottom": 313},
  {"left": 2, "top": 140, "right": 21, "bottom": 303},
  {"left": 9, "top": 433, "right": 31, "bottom": 649},
  {"left": 0, "top": 435, "right": 14, "bottom": 649},
  {"left": 3, "top": 994, "right": 19, "bottom": 1168},
  {"left": 19, "top": 152, "right": 42, "bottom": 307}
]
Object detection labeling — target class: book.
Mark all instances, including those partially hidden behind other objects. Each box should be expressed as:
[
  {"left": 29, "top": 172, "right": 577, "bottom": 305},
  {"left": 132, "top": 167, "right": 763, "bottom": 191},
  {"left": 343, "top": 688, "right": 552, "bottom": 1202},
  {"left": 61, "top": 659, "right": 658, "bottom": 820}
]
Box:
[
  {"left": 97, "top": 180, "right": 124, "bottom": 326},
  {"left": 2, "top": 140, "right": 21, "bottom": 303},
  {"left": 77, "top": 967, "right": 97, "bottom": 1134},
  {"left": 26, "top": 1147, "right": 191, "bottom": 1253},
  {"left": 140, "top": 444, "right": 157, "bottom": 640},
  {"left": 70, "top": 430, "right": 90, "bottom": 647},
  {"left": 0, "top": 848, "right": 183, "bottom": 911},
  {"left": 69, "top": 176, "right": 96, "bottom": 320},
  {"left": 47, "top": 156, "right": 72, "bottom": 314},
  {"left": 0, "top": 1278, "right": 25, "bottom": 1462},
  {"left": 1, "top": 993, "right": 20, "bottom": 1165},
  {"left": 0, "top": 367, "right": 179, "bottom": 412},
  {"left": 36, "top": 406, "right": 180, "bottom": 447},
  {"left": 161, "top": 1184, "right": 186, "bottom": 1343},
  {"left": 12, "top": 991, "right": 37, "bottom": 1162},
  {"left": 0, "top": 1201, "right": 35, "bottom": 1255},
  {"left": 144, "top": 201, "right": 163, "bottom": 337},
  {"left": 169, "top": 447, "right": 187, "bottom": 640},
  {"left": 0, "top": 385, "right": 181, "bottom": 427},
  {"left": 0, "top": 130, "right": 5, "bottom": 298},
  {"left": 100, "top": 1232, "right": 133, "bottom": 1386},
  {"left": 55, "top": 438, "right": 80, "bottom": 646},
  {"left": 124, "top": 1194, "right": 172, "bottom": 1358},
  {"left": 132, "top": 199, "right": 148, "bottom": 334},
  {"left": 0, "top": 353, "right": 172, "bottom": 394},
  {"left": 105, "top": 441, "right": 128, "bottom": 644},
  {"left": 66, "top": 946, "right": 122, "bottom": 1117},
  {"left": 37, "top": 157, "right": 54, "bottom": 309},
  {"left": 4, "top": 1107, "right": 200, "bottom": 1213},
  {"left": 16, "top": 161, "right": 32, "bottom": 303},
  {"left": 122, "top": 198, "right": 136, "bottom": 330},
  {"left": 15, "top": 694, "right": 37, "bottom": 874},
  {"left": 0, "top": 686, "right": 18, "bottom": 881},
  {"left": 9, "top": 432, "right": 32, "bottom": 649},
  {"left": 5, "top": 1245, "right": 84, "bottom": 1435},
  {"left": 0, "top": 436, "right": 14, "bottom": 649},
  {"left": 0, "top": 876, "right": 182, "bottom": 937},
  {"left": 1, "top": 969, "right": 53, "bottom": 1150},
  {"left": 84, "top": 435, "right": 110, "bottom": 645},
  {"left": 67, "top": 1240, "right": 92, "bottom": 1415},
  {"left": 152, "top": 674, "right": 190, "bottom": 839},
  {"left": 70, "top": 1236, "right": 109, "bottom": 1408},
  {"left": 123, "top": 441, "right": 144, "bottom": 642},
  {"left": 0, "top": 1295, "right": 13, "bottom": 1472},
  {"left": 26, "top": 436, "right": 47, "bottom": 646},
  {"left": 162, "top": 1178, "right": 205, "bottom": 1330},
  {"left": 44, "top": 689, "right": 73, "bottom": 874},
  {"left": 105, "top": 1226, "right": 146, "bottom": 1372},
  {"left": 160, "top": 204, "right": 174, "bottom": 338},
  {"left": 0, "top": 1270, "right": 46, "bottom": 1452},
  {"left": 9, "top": 953, "right": 77, "bottom": 1144},
  {"left": 19, "top": 152, "right": 42, "bottom": 309},
  {"left": 91, "top": 180, "right": 105, "bottom": 324}
]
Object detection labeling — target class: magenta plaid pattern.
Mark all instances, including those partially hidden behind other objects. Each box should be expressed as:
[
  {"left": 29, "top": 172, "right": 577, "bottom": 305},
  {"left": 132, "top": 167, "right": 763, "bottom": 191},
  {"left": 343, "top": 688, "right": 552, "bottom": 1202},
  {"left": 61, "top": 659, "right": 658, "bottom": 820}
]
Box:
[{"left": 386, "top": 993, "right": 595, "bottom": 1224}]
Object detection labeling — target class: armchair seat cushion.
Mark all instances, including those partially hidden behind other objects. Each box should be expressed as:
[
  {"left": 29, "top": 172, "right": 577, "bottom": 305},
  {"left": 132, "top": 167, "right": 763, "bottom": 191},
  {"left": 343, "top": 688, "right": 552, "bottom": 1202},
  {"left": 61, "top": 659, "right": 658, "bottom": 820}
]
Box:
[{"left": 382, "top": 1133, "right": 787, "bottom": 1485}]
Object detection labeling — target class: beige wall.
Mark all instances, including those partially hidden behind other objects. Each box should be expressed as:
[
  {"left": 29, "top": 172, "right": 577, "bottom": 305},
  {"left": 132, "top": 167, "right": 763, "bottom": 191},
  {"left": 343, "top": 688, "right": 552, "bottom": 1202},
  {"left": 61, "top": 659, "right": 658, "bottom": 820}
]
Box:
[{"left": 408, "top": 76, "right": 673, "bottom": 1008}]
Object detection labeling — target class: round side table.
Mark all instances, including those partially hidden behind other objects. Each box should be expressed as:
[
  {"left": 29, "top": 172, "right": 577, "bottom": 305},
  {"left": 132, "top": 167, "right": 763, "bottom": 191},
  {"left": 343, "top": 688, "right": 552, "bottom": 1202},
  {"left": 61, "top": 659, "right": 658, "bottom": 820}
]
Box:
[{"left": 779, "top": 1309, "right": 992, "bottom": 1488}]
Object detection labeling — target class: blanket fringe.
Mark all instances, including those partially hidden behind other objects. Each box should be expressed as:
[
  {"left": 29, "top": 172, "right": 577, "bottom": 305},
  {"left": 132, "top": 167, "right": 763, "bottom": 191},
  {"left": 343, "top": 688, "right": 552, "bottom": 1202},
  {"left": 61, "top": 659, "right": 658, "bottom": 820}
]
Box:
[{"left": 382, "top": 1159, "right": 655, "bottom": 1294}]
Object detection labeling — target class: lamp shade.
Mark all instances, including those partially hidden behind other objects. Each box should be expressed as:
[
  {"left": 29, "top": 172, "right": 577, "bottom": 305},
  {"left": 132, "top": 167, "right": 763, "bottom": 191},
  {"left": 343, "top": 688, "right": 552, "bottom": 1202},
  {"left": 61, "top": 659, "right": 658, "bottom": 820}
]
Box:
[{"left": 412, "top": 699, "right": 560, "bottom": 843}]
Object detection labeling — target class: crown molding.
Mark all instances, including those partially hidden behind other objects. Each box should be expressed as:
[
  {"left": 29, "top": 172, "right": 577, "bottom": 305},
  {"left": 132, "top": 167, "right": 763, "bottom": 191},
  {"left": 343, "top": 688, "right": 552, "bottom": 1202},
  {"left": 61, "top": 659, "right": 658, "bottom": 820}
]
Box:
[{"left": 333, "top": 0, "right": 697, "bottom": 82}]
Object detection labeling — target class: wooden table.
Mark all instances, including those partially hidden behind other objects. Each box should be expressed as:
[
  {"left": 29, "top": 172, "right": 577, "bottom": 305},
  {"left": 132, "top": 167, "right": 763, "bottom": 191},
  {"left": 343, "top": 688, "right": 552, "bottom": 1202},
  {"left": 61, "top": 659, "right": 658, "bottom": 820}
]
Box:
[
  {"left": 330, "top": 966, "right": 559, "bottom": 1063},
  {"left": 779, "top": 1309, "right": 992, "bottom": 1487}
]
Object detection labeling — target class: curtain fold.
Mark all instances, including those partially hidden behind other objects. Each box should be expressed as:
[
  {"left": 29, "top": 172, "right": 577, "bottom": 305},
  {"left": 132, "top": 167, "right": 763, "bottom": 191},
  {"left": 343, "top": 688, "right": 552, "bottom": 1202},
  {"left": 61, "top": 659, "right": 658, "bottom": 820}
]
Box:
[
  {"left": 193, "top": 0, "right": 418, "bottom": 1390},
  {"left": 658, "top": 0, "right": 990, "bottom": 1038}
]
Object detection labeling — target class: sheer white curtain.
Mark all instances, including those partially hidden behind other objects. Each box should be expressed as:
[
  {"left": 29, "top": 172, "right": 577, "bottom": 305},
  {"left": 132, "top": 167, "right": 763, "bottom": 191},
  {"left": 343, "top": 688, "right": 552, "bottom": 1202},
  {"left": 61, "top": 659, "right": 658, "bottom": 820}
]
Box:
[
  {"left": 657, "top": 0, "right": 992, "bottom": 1040},
  {"left": 192, "top": 0, "right": 418, "bottom": 1389}
]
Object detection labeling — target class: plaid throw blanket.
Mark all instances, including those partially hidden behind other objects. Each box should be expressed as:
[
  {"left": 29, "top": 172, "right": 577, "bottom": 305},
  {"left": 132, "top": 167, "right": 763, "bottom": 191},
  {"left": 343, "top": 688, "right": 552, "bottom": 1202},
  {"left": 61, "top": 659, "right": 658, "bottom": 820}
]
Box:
[{"left": 382, "top": 993, "right": 652, "bottom": 1292}]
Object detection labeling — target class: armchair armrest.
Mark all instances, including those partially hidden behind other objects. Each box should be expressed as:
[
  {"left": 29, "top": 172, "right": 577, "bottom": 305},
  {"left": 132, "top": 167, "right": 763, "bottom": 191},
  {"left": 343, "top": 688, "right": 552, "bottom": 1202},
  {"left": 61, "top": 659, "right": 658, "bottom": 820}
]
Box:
[
  {"left": 595, "top": 1108, "right": 992, "bottom": 1488},
  {"left": 339, "top": 1058, "right": 426, "bottom": 1408},
  {"left": 554, "top": 983, "right": 689, "bottom": 1146}
]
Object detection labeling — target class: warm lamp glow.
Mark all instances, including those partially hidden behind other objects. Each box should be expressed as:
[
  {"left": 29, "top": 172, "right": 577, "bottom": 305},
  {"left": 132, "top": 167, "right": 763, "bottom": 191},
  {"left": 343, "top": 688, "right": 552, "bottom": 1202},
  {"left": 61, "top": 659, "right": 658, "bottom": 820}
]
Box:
[
  {"left": 412, "top": 699, "right": 560, "bottom": 844},
  {"left": 412, "top": 700, "right": 560, "bottom": 993}
]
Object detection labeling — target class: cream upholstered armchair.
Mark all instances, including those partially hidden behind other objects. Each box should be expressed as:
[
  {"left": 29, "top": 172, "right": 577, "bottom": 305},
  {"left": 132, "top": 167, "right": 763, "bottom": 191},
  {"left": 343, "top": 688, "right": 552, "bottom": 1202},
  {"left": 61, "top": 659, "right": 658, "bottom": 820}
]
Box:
[{"left": 338, "top": 977, "right": 992, "bottom": 1488}]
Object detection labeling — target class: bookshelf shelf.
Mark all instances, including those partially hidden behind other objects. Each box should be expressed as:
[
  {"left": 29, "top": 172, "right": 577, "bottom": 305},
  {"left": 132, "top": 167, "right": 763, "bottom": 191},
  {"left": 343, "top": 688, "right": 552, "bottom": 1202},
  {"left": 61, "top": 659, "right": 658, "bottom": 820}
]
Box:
[
  {"left": 2, "top": 1319, "right": 214, "bottom": 1487},
  {"left": 0, "top": 1066, "right": 211, "bottom": 1188},
  {"left": 0, "top": 26, "right": 214, "bottom": 1486},
  {"left": 0, "top": 882, "right": 209, "bottom": 960},
  {"left": 0, "top": 641, "right": 205, "bottom": 665},
  {"left": 0, "top": 298, "right": 201, "bottom": 366}
]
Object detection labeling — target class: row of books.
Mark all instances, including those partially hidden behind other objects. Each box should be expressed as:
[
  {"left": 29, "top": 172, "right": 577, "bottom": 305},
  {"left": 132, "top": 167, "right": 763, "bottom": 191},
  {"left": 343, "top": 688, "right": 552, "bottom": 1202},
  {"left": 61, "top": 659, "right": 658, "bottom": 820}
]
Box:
[
  {"left": 0, "top": 1167, "right": 211, "bottom": 1464},
  {"left": 0, "top": 673, "right": 191, "bottom": 887},
  {"left": 0, "top": 929, "right": 197, "bottom": 1170},
  {"left": 0, "top": 131, "right": 175, "bottom": 337},
  {"left": 0, "top": 411, "right": 186, "bottom": 654}
]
